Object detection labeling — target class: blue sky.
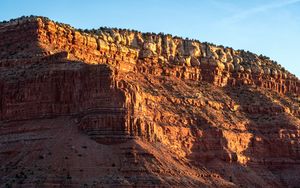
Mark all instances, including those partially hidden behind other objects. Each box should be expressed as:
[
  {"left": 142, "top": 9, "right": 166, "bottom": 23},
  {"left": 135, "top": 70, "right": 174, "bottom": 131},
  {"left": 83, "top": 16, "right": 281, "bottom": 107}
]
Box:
[{"left": 1, "top": 0, "right": 299, "bottom": 77}]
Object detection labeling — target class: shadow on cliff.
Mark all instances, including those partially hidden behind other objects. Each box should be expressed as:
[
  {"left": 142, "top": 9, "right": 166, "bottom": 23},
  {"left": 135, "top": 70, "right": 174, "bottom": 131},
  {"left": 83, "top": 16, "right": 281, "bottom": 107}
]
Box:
[
  {"left": 188, "top": 113, "right": 264, "bottom": 187},
  {"left": 221, "top": 85, "right": 300, "bottom": 187},
  {"left": 186, "top": 84, "right": 300, "bottom": 187}
]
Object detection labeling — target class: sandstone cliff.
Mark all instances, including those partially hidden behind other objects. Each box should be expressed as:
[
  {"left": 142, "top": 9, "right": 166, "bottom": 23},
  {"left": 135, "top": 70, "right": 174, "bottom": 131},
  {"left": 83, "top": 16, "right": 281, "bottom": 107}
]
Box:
[{"left": 0, "top": 16, "right": 299, "bottom": 188}]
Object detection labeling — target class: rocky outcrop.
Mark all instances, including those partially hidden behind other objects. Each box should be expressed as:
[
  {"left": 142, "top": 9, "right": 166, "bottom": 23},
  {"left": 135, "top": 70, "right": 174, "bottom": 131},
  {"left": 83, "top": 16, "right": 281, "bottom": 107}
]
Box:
[
  {"left": 0, "top": 16, "right": 299, "bottom": 187},
  {"left": 1, "top": 16, "right": 298, "bottom": 94}
]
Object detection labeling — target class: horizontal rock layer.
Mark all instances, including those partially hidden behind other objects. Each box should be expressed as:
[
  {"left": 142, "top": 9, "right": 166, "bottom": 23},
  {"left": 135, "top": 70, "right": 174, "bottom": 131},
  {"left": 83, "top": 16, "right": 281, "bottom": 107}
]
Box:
[
  {"left": 0, "top": 16, "right": 299, "bottom": 187},
  {"left": 1, "top": 17, "right": 299, "bottom": 95}
]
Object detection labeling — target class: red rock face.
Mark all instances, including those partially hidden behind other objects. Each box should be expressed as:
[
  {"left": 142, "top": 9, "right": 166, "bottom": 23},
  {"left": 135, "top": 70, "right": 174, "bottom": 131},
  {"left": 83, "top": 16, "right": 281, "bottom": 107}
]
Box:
[{"left": 0, "top": 16, "right": 299, "bottom": 187}]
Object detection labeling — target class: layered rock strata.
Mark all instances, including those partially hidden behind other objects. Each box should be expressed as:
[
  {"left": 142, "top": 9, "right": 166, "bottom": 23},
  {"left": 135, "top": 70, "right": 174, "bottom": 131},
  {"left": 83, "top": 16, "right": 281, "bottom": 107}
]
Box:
[{"left": 0, "top": 16, "right": 299, "bottom": 187}]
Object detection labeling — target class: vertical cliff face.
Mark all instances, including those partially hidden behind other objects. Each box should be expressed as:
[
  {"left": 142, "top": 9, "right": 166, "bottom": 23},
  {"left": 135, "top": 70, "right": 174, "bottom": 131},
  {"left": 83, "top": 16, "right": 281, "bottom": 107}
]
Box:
[{"left": 0, "top": 16, "right": 299, "bottom": 187}]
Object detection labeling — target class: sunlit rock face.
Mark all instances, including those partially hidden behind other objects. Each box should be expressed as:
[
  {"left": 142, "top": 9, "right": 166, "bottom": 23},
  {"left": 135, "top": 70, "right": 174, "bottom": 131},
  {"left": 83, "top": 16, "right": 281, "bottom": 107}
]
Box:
[{"left": 0, "top": 16, "right": 299, "bottom": 187}]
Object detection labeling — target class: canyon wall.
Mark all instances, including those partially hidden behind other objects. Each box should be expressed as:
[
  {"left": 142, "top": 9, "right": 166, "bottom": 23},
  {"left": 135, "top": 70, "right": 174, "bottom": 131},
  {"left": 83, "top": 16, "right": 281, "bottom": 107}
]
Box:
[
  {"left": 0, "top": 16, "right": 300, "bottom": 187},
  {"left": 1, "top": 17, "right": 299, "bottom": 94}
]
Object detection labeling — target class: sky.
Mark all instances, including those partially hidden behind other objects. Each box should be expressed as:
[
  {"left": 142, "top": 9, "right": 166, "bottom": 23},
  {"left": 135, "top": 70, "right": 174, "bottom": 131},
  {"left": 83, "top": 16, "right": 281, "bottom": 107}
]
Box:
[{"left": 1, "top": 0, "right": 299, "bottom": 77}]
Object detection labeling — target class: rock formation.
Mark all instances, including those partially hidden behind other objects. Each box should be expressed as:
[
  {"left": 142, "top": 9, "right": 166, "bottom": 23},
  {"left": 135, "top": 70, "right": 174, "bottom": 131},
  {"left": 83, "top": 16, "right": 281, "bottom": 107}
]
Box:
[{"left": 0, "top": 16, "right": 299, "bottom": 187}]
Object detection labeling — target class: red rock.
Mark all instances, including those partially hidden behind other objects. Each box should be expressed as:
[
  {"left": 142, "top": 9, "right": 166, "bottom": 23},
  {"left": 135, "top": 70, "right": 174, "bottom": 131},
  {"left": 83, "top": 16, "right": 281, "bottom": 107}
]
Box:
[{"left": 0, "top": 16, "right": 299, "bottom": 187}]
